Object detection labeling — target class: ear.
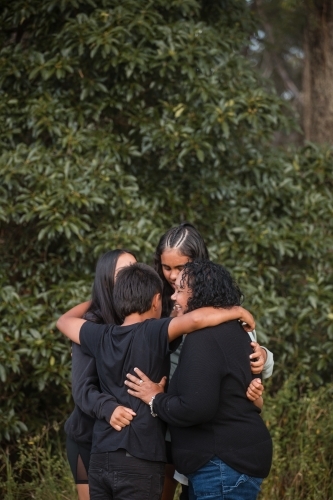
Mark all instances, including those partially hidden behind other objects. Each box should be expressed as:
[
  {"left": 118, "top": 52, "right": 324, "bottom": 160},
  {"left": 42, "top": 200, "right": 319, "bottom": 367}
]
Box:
[{"left": 152, "top": 293, "right": 161, "bottom": 311}]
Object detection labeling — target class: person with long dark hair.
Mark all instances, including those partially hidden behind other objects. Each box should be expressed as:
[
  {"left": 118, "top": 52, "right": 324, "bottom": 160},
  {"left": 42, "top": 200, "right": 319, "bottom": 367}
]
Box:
[
  {"left": 64, "top": 249, "right": 137, "bottom": 500},
  {"left": 125, "top": 260, "right": 273, "bottom": 500}
]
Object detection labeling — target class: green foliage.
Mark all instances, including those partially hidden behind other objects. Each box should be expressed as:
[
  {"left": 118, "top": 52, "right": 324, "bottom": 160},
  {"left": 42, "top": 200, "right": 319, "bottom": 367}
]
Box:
[
  {"left": 1, "top": 384, "right": 332, "bottom": 500},
  {"left": 260, "top": 379, "right": 333, "bottom": 500},
  {"left": 0, "top": 426, "right": 76, "bottom": 500},
  {"left": 0, "top": 2, "right": 333, "bottom": 482}
]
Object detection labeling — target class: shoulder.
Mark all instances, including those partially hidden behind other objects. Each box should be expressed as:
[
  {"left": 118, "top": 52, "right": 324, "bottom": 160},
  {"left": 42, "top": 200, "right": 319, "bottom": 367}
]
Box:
[
  {"left": 184, "top": 320, "right": 245, "bottom": 349},
  {"left": 141, "top": 317, "right": 173, "bottom": 333},
  {"left": 80, "top": 321, "right": 111, "bottom": 343}
]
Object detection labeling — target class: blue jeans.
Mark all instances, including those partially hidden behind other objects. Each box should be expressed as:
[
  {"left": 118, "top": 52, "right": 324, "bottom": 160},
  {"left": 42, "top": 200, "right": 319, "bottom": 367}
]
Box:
[{"left": 187, "top": 457, "right": 263, "bottom": 500}]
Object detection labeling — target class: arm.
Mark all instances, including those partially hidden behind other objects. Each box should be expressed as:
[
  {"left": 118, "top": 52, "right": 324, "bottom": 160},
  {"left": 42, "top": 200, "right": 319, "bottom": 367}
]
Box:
[
  {"left": 56, "top": 301, "right": 90, "bottom": 343},
  {"left": 71, "top": 343, "right": 135, "bottom": 429},
  {"left": 253, "top": 396, "right": 263, "bottom": 410},
  {"left": 248, "top": 330, "right": 274, "bottom": 379},
  {"left": 249, "top": 342, "right": 266, "bottom": 374},
  {"left": 127, "top": 333, "right": 225, "bottom": 427},
  {"left": 167, "top": 306, "right": 255, "bottom": 342},
  {"left": 62, "top": 305, "right": 136, "bottom": 429},
  {"left": 246, "top": 377, "right": 264, "bottom": 412}
]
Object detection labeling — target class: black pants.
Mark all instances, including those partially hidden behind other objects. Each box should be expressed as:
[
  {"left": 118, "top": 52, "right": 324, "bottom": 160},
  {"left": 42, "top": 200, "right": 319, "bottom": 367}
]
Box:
[
  {"left": 180, "top": 485, "right": 189, "bottom": 500},
  {"left": 89, "top": 449, "right": 165, "bottom": 500}
]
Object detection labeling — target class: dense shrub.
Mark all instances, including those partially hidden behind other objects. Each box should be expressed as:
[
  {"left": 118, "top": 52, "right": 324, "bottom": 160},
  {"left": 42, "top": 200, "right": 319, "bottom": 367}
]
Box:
[
  {"left": 261, "top": 379, "right": 333, "bottom": 499},
  {"left": 0, "top": 1, "right": 333, "bottom": 476}
]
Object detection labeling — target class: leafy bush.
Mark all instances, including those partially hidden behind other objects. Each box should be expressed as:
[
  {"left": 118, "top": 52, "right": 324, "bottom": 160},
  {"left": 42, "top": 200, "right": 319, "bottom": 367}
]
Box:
[
  {"left": 0, "top": 425, "right": 75, "bottom": 500},
  {"left": 261, "top": 379, "right": 333, "bottom": 500},
  {"left": 0, "top": 0, "right": 333, "bottom": 462}
]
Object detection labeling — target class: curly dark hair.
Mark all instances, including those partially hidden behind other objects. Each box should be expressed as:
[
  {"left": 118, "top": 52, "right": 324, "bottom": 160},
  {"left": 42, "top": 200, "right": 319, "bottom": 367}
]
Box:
[{"left": 181, "top": 259, "right": 243, "bottom": 312}]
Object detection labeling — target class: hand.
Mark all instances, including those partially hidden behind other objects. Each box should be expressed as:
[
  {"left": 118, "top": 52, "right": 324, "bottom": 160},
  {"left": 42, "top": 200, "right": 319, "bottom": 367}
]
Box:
[
  {"left": 125, "top": 367, "right": 167, "bottom": 404},
  {"left": 239, "top": 308, "right": 255, "bottom": 332},
  {"left": 246, "top": 378, "right": 264, "bottom": 401},
  {"left": 249, "top": 342, "right": 266, "bottom": 374},
  {"left": 110, "top": 406, "right": 136, "bottom": 431}
]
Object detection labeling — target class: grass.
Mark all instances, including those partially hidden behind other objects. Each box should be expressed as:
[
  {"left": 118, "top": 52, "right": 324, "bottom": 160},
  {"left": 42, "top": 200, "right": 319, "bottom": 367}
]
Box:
[
  {"left": 0, "top": 426, "right": 76, "bottom": 500},
  {"left": 1, "top": 381, "right": 333, "bottom": 499}
]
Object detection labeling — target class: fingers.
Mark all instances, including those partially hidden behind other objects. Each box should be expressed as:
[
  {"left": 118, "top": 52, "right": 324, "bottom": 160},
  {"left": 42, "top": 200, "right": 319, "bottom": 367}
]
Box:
[
  {"left": 242, "top": 323, "right": 255, "bottom": 332},
  {"left": 250, "top": 358, "right": 264, "bottom": 374},
  {"left": 240, "top": 310, "right": 255, "bottom": 331},
  {"left": 158, "top": 376, "right": 167, "bottom": 388},
  {"left": 250, "top": 341, "right": 260, "bottom": 354},
  {"left": 249, "top": 343, "right": 264, "bottom": 374},
  {"left": 126, "top": 372, "right": 143, "bottom": 384},
  {"left": 133, "top": 367, "right": 149, "bottom": 381},
  {"left": 246, "top": 378, "right": 264, "bottom": 401},
  {"left": 125, "top": 379, "right": 141, "bottom": 391},
  {"left": 110, "top": 406, "right": 136, "bottom": 431},
  {"left": 127, "top": 388, "right": 140, "bottom": 398}
]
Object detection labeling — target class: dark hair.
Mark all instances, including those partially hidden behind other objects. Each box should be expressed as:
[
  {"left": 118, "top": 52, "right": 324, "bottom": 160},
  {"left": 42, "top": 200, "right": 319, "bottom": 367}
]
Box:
[
  {"left": 84, "top": 249, "right": 136, "bottom": 325},
  {"left": 113, "top": 263, "right": 163, "bottom": 322},
  {"left": 180, "top": 259, "right": 243, "bottom": 312},
  {"left": 154, "top": 222, "right": 209, "bottom": 317}
]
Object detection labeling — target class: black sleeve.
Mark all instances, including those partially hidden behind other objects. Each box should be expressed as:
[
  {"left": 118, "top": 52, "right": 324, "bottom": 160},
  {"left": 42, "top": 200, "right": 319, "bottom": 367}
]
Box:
[
  {"left": 143, "top": 317, "right": 181, "bottom": 356},
  {"left": 71, "top": 343, "right": 120, "bottom": 423},
  {"left": 153, "top": 330, "right": 227, "bottom": 427},
  {"left": 79, "top": 321, "right": 107, "bottom": 357}
]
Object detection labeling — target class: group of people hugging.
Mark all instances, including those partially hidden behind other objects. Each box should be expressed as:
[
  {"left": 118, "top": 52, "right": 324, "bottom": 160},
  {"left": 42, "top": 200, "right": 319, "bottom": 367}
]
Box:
[{"left": 57, "top": 223, "right": 274, "bottom": 500}]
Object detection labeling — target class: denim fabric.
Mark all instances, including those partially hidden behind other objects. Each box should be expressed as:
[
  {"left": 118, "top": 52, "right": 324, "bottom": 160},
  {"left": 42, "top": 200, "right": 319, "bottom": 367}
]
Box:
[
  {"left": 88, "top": 450, "right": 165, "bottom": 500},
  {"left": 187, "top": 457, "right": 263, "bottom": 500}
]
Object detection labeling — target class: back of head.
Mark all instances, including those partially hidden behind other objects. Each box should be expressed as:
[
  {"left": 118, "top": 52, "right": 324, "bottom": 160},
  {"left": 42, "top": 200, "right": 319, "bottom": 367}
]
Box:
[
  {"left": 181, "top": 259, "right": 243, "bottom": 312},
  {"left": 113, "top": 263, "right": 163, "bottom": 322},
  {"left": 154, "top": 222, "right": 209, "bottom": 316},
  {"left": 85, "top": 249, "right": 136, "bottom": 325}
]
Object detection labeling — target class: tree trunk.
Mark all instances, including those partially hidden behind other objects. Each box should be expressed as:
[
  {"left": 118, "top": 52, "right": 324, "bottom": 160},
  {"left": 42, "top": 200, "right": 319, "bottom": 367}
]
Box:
[{"left": 303, "top": 0, "right": 333, "bottom": 143}]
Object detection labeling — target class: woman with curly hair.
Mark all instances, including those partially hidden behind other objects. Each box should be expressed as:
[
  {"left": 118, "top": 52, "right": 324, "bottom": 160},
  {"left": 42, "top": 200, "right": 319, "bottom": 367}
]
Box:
[
  {"left": 154, "top": 222, "right": 273, "bottom": 499},
  {"left": 125, "top": 260, "right": 273, "bottom": 500}
]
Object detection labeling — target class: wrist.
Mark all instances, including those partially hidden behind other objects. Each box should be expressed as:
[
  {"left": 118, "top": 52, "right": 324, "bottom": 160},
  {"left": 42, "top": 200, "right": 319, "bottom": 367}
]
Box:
[
  {"left": 261, "top": 347, "right": 267, "bottom": 363},
  {"left": 149, "top": 395, "right": 158, "bottom": 417}
]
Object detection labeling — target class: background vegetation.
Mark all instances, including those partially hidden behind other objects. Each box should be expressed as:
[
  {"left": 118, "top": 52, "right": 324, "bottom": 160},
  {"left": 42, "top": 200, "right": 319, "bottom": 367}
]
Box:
[{"left": 1, "top": 0, "right": 332, "bottom": 498}]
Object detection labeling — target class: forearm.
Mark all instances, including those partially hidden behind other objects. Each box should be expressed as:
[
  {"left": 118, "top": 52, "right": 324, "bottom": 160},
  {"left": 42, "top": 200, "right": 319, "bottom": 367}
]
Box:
[
  {"left": 153, "top": 392, "right": 217, "bottom": 427},
  {"left": 56, "top": 302, "right": 90, "bottom": 343},
  {"left": 71, "top": 344, "right": 119, "bottom": 422},
  {"left": 193, "top": 306, "right": 245, "bottom": 331},
  {"left": 79, "top": 390, "right": 119, "bottom": 422},
  {"left": 253, "top": 396, "right": 263, "bottom": 410},
  {"left": 168, "top": 306, "right": 254, "bottom": 341}
]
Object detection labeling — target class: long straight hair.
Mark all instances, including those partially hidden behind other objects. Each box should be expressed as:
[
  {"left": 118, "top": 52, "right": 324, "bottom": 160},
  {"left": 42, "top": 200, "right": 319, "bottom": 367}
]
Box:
[
  {"left": 154, "top": 222, "right": 209, "bottom": 317},
  {"left": 84, "top": 249, "right": 136, "bottom": 325}
]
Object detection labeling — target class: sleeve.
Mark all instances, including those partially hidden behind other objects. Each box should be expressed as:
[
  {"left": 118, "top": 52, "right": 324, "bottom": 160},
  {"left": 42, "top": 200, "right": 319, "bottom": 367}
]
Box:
[
  {"left": 248, "top": 330, "right": 274, "bottom": 380},
  {"left": 153, "top": 331, "right": 226, "bottom": 427},
  {"left": 71, "top": 342, "right": 120, "bottom": 423},
  {"left": 261, "top": 347, "right": 274, "bottom": 379},
  {"left": 143, "top": 318, "right": 181, "bottom": 357},
  {"left": 79, "top": 321, "right": 107, "bottom": 358}
]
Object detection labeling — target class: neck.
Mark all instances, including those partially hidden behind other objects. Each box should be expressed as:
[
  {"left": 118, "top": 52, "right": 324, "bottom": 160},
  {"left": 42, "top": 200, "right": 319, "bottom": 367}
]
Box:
[{"left": 122, "top": 311, "right": 156, "bottom": 326}]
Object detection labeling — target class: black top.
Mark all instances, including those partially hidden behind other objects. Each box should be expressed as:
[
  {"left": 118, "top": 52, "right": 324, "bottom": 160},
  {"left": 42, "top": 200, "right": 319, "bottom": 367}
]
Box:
[
  {"left": 64, "top": 342, "right": 119, "bottom": 446},
  {"left": 80, "top": 317, "right": 180, "bottom": 461},
  {"left": 153, "top": 320, "right": 273, "bottom": 477}
]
